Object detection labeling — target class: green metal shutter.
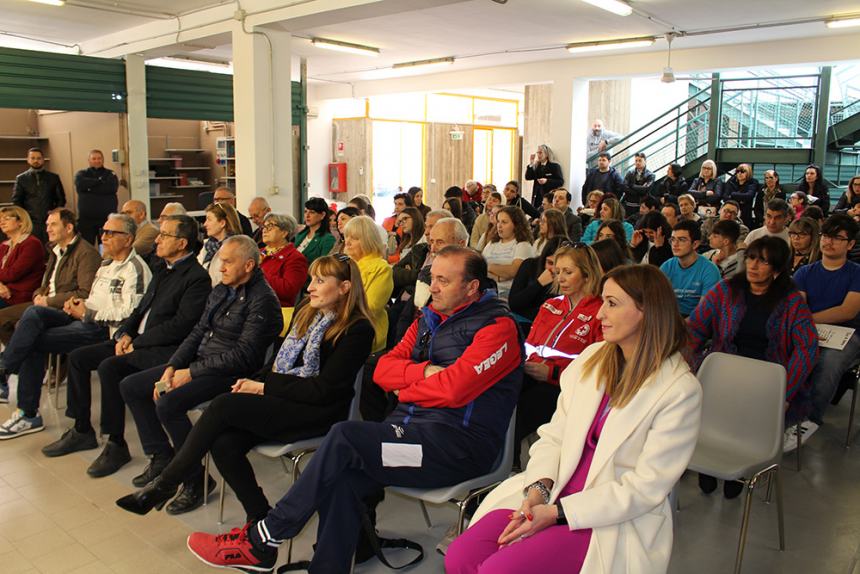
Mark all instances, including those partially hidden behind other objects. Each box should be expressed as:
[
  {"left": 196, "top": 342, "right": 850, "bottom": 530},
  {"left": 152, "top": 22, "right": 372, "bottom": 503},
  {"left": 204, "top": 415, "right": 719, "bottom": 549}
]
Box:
[
  {"left": 146, "top": 66, "right": 234, "bottom": 121},
  {"left": 0, "top": 47, "right": 126, "bottom": 112},
  {"left": 292, "top": 81, "right": 303, "bottom": 126}
]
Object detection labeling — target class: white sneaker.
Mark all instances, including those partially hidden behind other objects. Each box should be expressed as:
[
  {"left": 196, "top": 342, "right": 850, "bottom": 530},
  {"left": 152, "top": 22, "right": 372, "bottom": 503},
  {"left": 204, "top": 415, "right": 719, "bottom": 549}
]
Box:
[
  {"left": 783, "top": 421, "right": 820, "bottom": 453},
  {"left": 0, "top": 409, "right": 44, "bottom": 440}
]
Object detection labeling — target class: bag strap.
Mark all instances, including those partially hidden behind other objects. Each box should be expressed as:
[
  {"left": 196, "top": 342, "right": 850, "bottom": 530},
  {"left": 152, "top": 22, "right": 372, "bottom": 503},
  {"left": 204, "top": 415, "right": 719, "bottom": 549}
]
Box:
[{"left": 359, "top": 504, "right": 424, "bottom": 570}]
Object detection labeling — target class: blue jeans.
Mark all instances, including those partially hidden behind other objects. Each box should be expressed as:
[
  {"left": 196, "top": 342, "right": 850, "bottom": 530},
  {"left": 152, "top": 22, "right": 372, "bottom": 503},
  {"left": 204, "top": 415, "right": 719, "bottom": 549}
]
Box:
[
  {"left": 809, "top": 331, "right": 860, "bottom": 425},
  {"left": 3, "top": 305, "right": 107, "bottom": 414}
]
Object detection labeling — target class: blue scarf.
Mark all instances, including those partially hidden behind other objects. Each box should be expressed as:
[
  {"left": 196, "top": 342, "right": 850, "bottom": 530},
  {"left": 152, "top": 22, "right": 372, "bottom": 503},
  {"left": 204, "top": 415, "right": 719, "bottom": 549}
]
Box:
[
  {"left": 203, "top": 237, "right": 223, "bottom": 264},
  {"left": 272, "top": 311, "right": 335, "bottom": 377}
]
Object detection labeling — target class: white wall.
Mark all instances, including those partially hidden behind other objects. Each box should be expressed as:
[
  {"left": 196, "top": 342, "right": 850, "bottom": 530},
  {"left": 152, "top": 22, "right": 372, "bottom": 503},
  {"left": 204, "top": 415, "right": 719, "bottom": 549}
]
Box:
[
  {"left": 306, "top": 96, "right": 335, "bottom": 200},
  {"left": 629, "top": 78, "right": 695, "bottom": 132}
]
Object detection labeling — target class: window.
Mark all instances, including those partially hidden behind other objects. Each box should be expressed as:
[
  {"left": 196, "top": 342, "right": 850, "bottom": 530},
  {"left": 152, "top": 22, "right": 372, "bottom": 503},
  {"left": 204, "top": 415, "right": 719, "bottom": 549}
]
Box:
[{"left": 371, "top": 121, "right": 424, "bottom": 221}]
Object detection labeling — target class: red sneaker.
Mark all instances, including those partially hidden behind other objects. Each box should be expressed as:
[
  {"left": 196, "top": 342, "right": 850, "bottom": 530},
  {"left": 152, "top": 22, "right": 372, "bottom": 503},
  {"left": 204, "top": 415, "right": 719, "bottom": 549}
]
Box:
[{"left": 187, "top": 523, "right": 277, "bottom": 573}]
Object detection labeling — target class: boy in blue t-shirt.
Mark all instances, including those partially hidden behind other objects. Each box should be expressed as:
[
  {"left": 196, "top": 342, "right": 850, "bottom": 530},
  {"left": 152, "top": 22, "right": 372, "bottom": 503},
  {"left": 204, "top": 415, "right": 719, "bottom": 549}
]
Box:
[
  {"left": 660, "top": 220, "right": 721, "bottom": 316},
  {"left": 791, "top": 214, "right": 860, "bottom": 448}
]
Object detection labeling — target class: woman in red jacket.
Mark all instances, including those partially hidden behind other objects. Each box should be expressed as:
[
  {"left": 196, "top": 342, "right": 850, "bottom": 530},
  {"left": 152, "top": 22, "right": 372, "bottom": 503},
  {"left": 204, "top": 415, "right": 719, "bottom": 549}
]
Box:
[
  {"left": 0, "top": 206, "right": 45, "bottom": 309},
  {"left": 514, "top": 243, "right": 605, "bottom": 467},
  {"left": 259, "top": 213, "right": 308, "bottom": 307}
]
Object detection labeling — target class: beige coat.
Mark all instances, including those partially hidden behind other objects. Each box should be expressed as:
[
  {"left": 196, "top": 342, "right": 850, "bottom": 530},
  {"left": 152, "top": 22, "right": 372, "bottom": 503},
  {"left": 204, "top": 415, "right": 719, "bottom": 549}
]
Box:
[{"left": 471, "top": 341, "right": 702, "bottom": 574}]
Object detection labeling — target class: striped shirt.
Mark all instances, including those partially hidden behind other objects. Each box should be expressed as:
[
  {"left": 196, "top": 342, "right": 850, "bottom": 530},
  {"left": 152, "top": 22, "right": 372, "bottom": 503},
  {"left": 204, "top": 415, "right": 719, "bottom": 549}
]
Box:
[{"left": 82, "top": 249, "right": 152, "bottom": 336}]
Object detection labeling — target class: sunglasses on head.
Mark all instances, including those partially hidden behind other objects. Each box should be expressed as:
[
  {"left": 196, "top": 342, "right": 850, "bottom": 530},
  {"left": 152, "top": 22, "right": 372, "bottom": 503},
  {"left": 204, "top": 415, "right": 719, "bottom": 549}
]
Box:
[{"left": 558, "top": 240, "right": 587, "bottom": 249}]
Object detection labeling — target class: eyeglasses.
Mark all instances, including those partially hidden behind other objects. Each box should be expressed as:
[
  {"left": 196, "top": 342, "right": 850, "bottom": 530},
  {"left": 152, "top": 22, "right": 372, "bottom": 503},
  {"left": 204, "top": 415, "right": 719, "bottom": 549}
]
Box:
[
  {"left": 788, "top": 231, "right": 810, "bottom": 238},
  {"left": 736, "top": 168, "right": 747, "bottom": 174},
  {"left": 261, "top": 223, "right": 281, "bottom": 231},
  {"left": 100, "top": 228, "right": 131, "bottom": 237},
  {"left": 764, "top": 175, "right": 775, "bottom": 180},
  {"left": 0, "top": 215, "right": 19, "bottom": 222},
  {"left": 745, "top": 254, "right": 772, "bottom": 265},
  {"left": 157, "top": 231, "right": 181, "bottom": 239},
  {"left": 821, "top": 233, "right": 851, "bottom": 243}
]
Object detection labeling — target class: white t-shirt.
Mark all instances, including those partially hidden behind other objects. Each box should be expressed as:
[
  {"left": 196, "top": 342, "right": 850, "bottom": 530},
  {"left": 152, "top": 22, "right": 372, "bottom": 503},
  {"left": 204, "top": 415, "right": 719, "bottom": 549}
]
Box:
[
  {"left": 744, "top": 226, "right": 790, "bottom": 247},
  {"left": 482, "top": 239, "right": 535, "bottom": 300}
]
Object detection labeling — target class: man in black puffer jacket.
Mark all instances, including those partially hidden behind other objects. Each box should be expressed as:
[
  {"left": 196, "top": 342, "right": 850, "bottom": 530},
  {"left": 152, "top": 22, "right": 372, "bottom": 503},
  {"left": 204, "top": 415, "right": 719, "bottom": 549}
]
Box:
[{"left": 120, "top": 235, "right": 282, "bottom": 514}]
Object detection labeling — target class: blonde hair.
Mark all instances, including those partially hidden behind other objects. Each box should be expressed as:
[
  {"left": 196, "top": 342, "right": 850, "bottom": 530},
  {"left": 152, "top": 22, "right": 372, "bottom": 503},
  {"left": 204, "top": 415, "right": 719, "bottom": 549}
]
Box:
[
  {"left": 290, "top": 255, "right": 373, "bottom": 345},
  {"left": 581, "top": 265, "right": 686, "bottom": 408},
  {"left": 205, "top": 202, "right": 242, "bottom": 236},
  {"left": 344, "top": 215, "right": 385, "bottom": 258},
  {"left": 699, "top": 159, "right": 718, "bottom": 180},
  {"left": 553, "top": 244, "right": 603, "bottom": 297},
  {"left": 0, "top": 206, "right": 33, "bottom": 236}
]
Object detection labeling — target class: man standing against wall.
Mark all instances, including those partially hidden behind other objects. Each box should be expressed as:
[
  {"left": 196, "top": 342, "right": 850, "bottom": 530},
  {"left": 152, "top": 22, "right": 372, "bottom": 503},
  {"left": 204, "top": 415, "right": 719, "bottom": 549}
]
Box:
[
  {"left": 13, "top": 147, "right": 65, "bottom": 243},
  {"left": 75, "top": 149, "right": 119, "bottom": 245}
]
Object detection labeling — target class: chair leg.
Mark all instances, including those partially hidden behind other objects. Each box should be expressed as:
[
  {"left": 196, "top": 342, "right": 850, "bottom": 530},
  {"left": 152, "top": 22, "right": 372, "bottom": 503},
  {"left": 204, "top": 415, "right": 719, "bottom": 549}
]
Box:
[
  {"left": 53, "top": 354, "right": 61, "bottom": 408},
  {"left": 734, "top": 478, "right": 756, "bottom": 574},
  {"left": 795, "top": 422, "right": 802, "bottom": 472},
  {"left": 202, "top": 454, "right": 210, "bottom": 507},
  {"left": 847, "top": 384, "right": 858, "bottom": 448},
  {"left": 764, "top": 473, "right": 773, "bottom": 504},
  {"left": 774, "top": 467, "right": 785, "bottom": 551},
  {"left": 419, "top": 501, "right": 432, "bottom": 528},
  {"left": 218, "top": 480, "right": 226, "bottom": 524}
]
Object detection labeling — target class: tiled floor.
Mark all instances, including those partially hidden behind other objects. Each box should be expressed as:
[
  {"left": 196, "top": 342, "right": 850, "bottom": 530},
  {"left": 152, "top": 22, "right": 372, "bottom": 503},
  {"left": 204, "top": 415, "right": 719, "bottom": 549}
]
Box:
[{"left": 1, "top": 376, "right": 859, "bottom": 573}]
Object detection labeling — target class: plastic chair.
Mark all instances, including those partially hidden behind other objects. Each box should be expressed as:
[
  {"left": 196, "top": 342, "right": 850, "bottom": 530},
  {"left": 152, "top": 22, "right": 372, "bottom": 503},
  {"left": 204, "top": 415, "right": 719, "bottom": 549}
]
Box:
[
  {"left": 388, "top": 408, "right": 517, "bottom": 537},
  {"left": 197, "top": 191, "right": 214, "bottom": 210},
  {"left": 217, "top": 367, "right": 365, "bottom": 561},
  {"left": 45, "top": 353, "right": 65, "bottom": 409},
  {"left": 687, "top": 353, "right": 787, "bottom": 574}
]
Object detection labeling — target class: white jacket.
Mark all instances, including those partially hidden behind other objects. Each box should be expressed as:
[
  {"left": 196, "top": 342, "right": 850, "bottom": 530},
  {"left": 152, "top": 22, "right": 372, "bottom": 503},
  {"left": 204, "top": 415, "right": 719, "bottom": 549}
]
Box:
[
  {"left": 83, "top": 249, "right": 152, "bottom": 336},
  {"left": 471, "top": 341, "right": 702, "bottom": 574}
]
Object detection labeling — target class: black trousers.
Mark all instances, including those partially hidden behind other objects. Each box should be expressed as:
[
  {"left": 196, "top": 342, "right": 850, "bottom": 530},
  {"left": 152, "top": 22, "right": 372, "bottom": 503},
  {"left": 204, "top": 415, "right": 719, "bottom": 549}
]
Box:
[
  {"left": 157, "top": 392, "right": 341, "bottom": 521},
  {"left": 119, "top": 364, "right": 233, "bottom": 461},
  {"left": 65, "top": 341, "right": 175, "bottom": 437},
  {"left": 513, "top": 375, "right": 561, "bottom": 468},
  {"left": 262, "top": 419, "right": 500, "bottom": 573}
]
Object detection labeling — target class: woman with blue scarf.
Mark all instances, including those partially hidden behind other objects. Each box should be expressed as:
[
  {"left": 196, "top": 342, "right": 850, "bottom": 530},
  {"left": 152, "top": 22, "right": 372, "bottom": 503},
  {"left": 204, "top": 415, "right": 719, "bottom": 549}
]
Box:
[
  {"left": 116, "top": 255, "right": 374, "bottom": 520},
  {"left": 198, "top": 202, "right": 242, "bottom": 286}
]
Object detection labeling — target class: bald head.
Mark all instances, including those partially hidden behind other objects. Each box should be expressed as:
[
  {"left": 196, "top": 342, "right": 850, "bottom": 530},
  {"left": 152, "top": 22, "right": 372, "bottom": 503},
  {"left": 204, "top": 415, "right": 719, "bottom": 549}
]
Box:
[
  {"left": 121, "top": 200, "right": 147, "bottom": 225},
  {"left": 248, "top": 197, "right": 271, "bottom": 227}
]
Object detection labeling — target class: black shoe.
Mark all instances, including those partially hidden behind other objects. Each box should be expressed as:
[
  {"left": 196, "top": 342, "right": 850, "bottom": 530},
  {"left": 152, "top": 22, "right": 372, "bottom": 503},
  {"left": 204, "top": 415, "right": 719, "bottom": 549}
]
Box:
[
  {"left": 116, "top": 479, "right": 179, "bottom": 515},
  {"left": 41, "top": 428, "right": 98, "bottom": 457},
  {"left": 698, "top": 473, "right": 718, "bottom": 494},
  {"left": 132, "top": 452, "right": 172, "bottom": 487},
  {"left": 723, "top": 480, "right": 745, "bottom": 499},
  {"left": 87, "top": 442, "right": 132, "bottom": 478},
  {"left": 165, "top": 476, "right": 217, "bottom": 516}
]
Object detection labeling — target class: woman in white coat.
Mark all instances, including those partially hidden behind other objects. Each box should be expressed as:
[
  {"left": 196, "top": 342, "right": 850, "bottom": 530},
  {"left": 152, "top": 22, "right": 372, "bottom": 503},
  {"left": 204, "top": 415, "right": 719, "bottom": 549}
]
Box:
[{"left": 446, "top": 264, "right": 702, "bottom": 574}]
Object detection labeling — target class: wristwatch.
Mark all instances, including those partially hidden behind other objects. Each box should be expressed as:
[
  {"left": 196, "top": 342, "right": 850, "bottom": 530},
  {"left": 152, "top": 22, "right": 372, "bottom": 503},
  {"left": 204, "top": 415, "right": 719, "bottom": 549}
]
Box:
[{"left": 555, "top": 501, "right": 568, "bottom": 525}]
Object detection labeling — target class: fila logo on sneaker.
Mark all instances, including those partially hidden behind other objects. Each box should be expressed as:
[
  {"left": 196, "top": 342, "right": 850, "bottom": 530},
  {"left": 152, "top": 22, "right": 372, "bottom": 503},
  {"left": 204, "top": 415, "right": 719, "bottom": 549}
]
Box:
[
  {"left": 223, "top": 552, "right": 242, "bottom": 560},
  {"left": 474, "top": 342, "right": 508, "bottom": 374}
]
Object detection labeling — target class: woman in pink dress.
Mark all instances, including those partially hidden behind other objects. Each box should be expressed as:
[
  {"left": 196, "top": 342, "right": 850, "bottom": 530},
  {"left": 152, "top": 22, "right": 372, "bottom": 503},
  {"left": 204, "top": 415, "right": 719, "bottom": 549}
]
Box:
[{"left": 446, "top": 264, "right": 702, "bottom": 574}]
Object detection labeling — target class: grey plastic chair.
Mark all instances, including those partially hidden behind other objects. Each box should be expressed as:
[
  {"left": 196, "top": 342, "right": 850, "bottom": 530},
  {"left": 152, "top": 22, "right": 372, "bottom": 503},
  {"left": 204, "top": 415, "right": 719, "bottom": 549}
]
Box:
[
  {"left": 688, "top": 352, "right": 787, "bottom": 574},
  {"left": 388, "top": 408, "right": 517, "bottom": 537}
]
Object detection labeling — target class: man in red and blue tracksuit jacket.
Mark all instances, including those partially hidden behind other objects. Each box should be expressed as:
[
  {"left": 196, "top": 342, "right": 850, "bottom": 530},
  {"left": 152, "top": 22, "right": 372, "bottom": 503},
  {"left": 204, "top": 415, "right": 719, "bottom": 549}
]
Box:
[{"left": 186, "top": 245, "right": 523, "bottom": 574}]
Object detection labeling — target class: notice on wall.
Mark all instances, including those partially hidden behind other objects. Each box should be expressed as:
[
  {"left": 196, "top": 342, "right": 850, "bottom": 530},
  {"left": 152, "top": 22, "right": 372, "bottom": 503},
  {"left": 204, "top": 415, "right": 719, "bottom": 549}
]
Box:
[
  {"left": 336, "top": 141, "right": 345, "bottom": 156},
  {"left": 817, "top": 324, "right": 856, "bottom": 351}
]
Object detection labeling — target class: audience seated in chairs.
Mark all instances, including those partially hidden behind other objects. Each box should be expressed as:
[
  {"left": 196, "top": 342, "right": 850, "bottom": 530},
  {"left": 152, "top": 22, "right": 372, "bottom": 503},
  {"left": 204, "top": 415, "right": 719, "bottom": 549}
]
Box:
[
  {"left": 687, "top": 236, "right": 819, "bottom": 492},
  {"left": 483, "top": 206, "right": 534, "bottom": 301},
  {"left": 797, "top": 164, "right": 830, "bottom": 215},
  {"left": 387, "top": 206, "right": 424, "bottom": 265},
  {"left": 793, "top": 214, "right": 860, "bottom": 446},
  {"left": 788, "top": 217, "right": 821, "bottom": 275},
  {"left": 118, "top": 236, "right": 282, "bottom": 514},
  {"left": 447, "top": 186, "right": 479, "bottom": 232},
  {"left": 699, "top": 200, "right": 750, "bottom": 250},
  {"left": 678, "top": 194, "right": 702, "bottom": 224},
  {"left": 514, "top": 243, "right": 604, "bottom": 468},
  {"left": 213, "top": 187, "right": 254, "bottom": 237},
  {"left": 409, "top": 186, "right": 431, "bottom": 219},
  {"left": 259, "top": 213, "right": 307, "bottom": 307},
  {"left": 630, "top": 211, "right": 672, "bottom": 267},
  {"left": 0, "top": 206, "right": 45, "bottom": 310},
  {"left": 582, "top": 197, "right": 632, "bottom": 244},
  {"left": 294, "top": 197, "right": 336, "bottom": 266},
  {"left": 580, "top": 151, "right": 624, "bottom": 204},
  {"left": 509, "top": 236, "right": 565, "bottom": 323},
  {"left": 688, "top": 158, "right": 722, "bottom": 208},
  {"left": 595, "top": 220, "right": 633, "bottom": 261},
  {"left": 116, "top": 254, "right": 374, "bottom": 523},
  {"left": 470, "top": 192, "right": 502, "bottom": 247},
  {"left": 247, "top": 197, "right": 272, "bottom": 247},
  {"left": 590, "top": 238, "right": 628, "bottom": 273},
  {"left": 502, "top": 180, "right": 538, "bottom": 221},
  {"left": 473, "top": 205, "right": 501, "bottom": 251},
  {"left": 660, "top": 220, "right": 721, "bottom": 317},
  {"left": 834, "top": 175, "right": 860, "bottom": 213},
  {"left": 329, "top": 206, "right": 360, "bottom": 255},
  {"left": 532, "top": 208, "right": 568, "bottom": 255},
  {"left": 722, "top": 164, "right": 760, "bottom": 228},
  {"left": 40, "top": 215, "right": 212, "bottom": 477},
  {"left": 184, "top": 246, "right": 523, "bottom": 574},
  {"left": 703, "top": 219, "right": 745, "bottom": 279},
  {"left": 621, "top": 152, "right": 655, "bottom": 217},
  {"left": 447, "top": 265, "right": 701, "bottom": 574},
  {"left": 743, "top": 198, "right": 791, "bottom": 248},
  {"left": 199, "top": 202, "right": 242, "bottom": 286},
  {"left": 551, "top": 189, "right": 583, "bottom": 242},
  {"left": 120, "top": 200, "right": 159, "bottom": 258},
  {"left": 342, "top": 215, "right": 393, "bottom": 353},
  {"left": 757, "top": 169, "right": 786, "bottom": 228},
  {"left": 0, "top": 213, "right": 152, "bottom": 439},
  {"left": 658, "top": 162, "right": 687, "bottom": 202}
]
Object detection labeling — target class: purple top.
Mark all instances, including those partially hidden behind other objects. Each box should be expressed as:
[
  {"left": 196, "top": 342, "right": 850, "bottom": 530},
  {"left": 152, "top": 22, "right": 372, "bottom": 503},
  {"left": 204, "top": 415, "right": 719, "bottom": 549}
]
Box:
[{"left": 560, "top": 394, "right": 612, "bottom": 498}]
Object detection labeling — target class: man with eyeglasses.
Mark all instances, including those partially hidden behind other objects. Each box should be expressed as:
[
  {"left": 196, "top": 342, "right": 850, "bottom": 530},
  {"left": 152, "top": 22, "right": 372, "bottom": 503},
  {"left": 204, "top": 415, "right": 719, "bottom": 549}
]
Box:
[
  {"left": 790, "top": 214, "right": 860, "bottom": 448},
  {"left": 41, "top": 215, "right": 212, "bottom": 478},
  {"left": 121, "top": 200, "right": 159, "bottom": 257},
  {"left": 743, "top": 198, "right": 791, "bottom": 248},
  {"left": 699, "top": 200, "right": 750, "bottom": 250},
  {"left": 214, "top": 186, "right": 254, "bottom": 237},
  {"left": 0, "top": 213, "right": 151, "bottom": 440},
  {"left": 659, "top": 220, "right": 721, "bottom": 317},
  {"left": 247, "top": 197, "right": 271, "bottom": 246}
]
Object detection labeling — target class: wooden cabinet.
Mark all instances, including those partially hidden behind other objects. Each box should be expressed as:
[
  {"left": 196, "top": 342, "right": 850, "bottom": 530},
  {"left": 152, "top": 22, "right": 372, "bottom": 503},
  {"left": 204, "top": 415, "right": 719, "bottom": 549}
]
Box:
[{"left": 149, "top": 144, "right": 212, "bottom": 213}]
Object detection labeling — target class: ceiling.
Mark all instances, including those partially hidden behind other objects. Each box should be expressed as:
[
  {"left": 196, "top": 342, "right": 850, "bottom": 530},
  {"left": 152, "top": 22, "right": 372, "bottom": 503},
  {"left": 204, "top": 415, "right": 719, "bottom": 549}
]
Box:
[{"left": 1, "top": 0, "right": 858, "bottom": 84}]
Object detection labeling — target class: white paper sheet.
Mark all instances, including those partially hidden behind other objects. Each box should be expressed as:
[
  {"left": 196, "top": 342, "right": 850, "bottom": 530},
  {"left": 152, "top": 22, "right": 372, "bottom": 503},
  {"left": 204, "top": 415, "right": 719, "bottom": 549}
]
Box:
[
  {"left": 381, "top": 443, "right": 423, "bottom": 468},
  {"left": 817, "top": 324, "right": 856, "bottom": 351}
]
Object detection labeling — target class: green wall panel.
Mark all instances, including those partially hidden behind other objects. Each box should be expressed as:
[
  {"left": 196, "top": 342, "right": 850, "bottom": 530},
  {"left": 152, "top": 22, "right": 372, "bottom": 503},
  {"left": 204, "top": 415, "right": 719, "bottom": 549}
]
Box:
[
  {"left": 0, "top": 47, "right": 126, "bottom": 113},
  {"left": 146, "top": 66, "right": 234, "bottom": 121}
]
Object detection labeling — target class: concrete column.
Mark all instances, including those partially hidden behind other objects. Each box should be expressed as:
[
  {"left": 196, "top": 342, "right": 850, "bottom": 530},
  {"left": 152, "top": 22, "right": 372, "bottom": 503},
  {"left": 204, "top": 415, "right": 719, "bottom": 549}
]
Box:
[
  {"left": 231, "top": 23, "right": 293, "bottom": 215},
  {"left": 549, "top": 76, "right": 590, "bottom": 208},
  {"left": 124, "top": 54, "right": 150, "bottom": 207}
]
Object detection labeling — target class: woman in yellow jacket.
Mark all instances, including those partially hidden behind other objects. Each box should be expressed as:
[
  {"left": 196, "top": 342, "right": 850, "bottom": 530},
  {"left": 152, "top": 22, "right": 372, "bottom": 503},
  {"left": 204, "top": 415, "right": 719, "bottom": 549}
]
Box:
[{"left": 343, "top": 215, "right": 393, "bottom": 352}]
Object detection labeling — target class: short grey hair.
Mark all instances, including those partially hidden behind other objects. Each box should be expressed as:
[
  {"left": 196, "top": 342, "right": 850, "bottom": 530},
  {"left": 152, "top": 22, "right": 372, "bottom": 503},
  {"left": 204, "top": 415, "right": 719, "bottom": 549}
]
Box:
[
  {"left": 427, "top": 209, "right": 454, "bottom": 221},
  {"left": 222, "top": 234, "right": 261, "bottom": 266},
  {"left": 263, "top": 212, "right": 297, "bottom": 237},
  {"left": 434, "top": 217, "right": 469, "bottom": 244},
  {"left": 107, "top": 213, "right": 137, "bottom": 237},
  {"left": 162, "top": 202, "right": 186, "bottom": 215}
]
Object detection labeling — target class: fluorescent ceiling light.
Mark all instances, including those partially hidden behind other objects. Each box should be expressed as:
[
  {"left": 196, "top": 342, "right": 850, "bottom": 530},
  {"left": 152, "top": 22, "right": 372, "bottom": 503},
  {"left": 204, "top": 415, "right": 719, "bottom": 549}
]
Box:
[
  {"left": 826, "top": 16, "right": 860, "bottom": 29},
  {"left": 311, "top": 38, "right": 380, "bottom": 57},
  {"left": 146, "top": 57, "right": 233, "bottom": 75},
  {"left": 392, "top": 57, "right": 454, "bottom": 70},
  {"left": 581, "top": 0, "right": 632, "bottom": 17},
  {"left": 566, "top": 37, "right": 655, "bottom": 54},
  {"left": 28, "top": 0, "right": 65, "bottom": 5}
]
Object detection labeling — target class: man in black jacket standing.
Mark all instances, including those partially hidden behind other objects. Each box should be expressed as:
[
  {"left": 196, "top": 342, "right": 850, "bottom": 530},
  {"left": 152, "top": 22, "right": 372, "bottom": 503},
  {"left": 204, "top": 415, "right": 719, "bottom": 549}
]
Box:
[
  {"left": 12, "top": 147, "right": 65, "bottom": 243},
  {"left": 41, "top": 215, "right": 212, "bottom": 478},
  {"left": 581, "top": 151, "right": 624, "bottom": 205},
  {"left": 119, "top": 235, "right": 282, "bottom": 513},
  {"left": 75, "top": 149, "right": 119, "bottom": 244}
]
